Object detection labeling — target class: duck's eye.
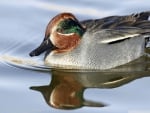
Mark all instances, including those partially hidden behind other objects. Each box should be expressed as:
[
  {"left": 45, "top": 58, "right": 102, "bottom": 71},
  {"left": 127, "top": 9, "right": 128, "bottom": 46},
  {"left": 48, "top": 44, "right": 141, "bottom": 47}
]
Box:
[
  {"left": 57, "top": 19, "right": 75, "bottom": 33},
  {"left": 59, "top": 19, "right": 76, "bottom": 29},
  {"left": 57, "top": 28, "right": 63, "bottom": 33}
]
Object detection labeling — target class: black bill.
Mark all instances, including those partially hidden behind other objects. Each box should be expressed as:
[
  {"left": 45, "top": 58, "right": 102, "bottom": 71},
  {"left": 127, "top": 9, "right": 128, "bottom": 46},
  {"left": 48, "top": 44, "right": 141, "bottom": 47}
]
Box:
[{"left": 29, "top": 39, "right": 55, "bottom": 57}]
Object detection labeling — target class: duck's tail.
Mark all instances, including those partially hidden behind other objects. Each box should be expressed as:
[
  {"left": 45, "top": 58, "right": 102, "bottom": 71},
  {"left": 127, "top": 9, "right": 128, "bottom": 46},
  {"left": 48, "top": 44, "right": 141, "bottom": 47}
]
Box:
[
  {"left": 133, "top": 11, "right": 150, "bottom": 20},
  {"left": 132, "top": 11, "right": 150, "bottom": 33}
]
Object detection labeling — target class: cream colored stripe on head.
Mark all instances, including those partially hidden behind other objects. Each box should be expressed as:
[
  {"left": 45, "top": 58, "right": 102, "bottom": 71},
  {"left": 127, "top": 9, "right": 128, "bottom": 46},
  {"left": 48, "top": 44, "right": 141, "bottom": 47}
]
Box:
[{"left": 57, "top": 32, "right": 75, "bottom": 36}]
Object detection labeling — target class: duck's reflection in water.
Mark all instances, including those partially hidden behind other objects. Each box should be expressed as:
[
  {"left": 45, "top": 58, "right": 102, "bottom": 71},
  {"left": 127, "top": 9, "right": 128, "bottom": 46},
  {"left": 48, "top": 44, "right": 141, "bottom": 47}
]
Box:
[{"left": 30, "top": 56, "right": 150, "bottom": 109}]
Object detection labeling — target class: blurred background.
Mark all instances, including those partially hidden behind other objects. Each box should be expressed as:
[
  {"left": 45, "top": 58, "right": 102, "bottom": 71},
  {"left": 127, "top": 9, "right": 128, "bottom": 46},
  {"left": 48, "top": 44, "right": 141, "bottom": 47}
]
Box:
[{"left": 0, "top": 0, "right": 150, "bottom": 113}]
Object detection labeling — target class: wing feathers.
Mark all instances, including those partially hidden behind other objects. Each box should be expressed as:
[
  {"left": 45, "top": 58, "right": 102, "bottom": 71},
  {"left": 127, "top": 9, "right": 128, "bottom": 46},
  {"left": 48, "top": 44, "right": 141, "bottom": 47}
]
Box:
[{"left": 100, "top": 34, "right": 140, "bottom": 44}]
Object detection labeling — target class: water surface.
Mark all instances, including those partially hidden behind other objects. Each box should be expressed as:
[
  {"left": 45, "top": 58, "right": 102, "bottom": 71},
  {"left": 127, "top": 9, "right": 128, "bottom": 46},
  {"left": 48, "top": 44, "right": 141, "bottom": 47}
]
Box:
[{"left": 0, "top": 0, "right": 150, "bottom": 113}]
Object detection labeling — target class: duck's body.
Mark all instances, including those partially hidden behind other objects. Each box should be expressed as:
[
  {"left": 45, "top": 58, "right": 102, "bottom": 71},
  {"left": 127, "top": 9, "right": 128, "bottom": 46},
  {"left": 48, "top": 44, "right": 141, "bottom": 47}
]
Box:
[
  {"left": 30, "top": 12, "right": 150, "bottom": 70},
  {"left": 45, "top": 31, "right": 145, "bottom": 69}
]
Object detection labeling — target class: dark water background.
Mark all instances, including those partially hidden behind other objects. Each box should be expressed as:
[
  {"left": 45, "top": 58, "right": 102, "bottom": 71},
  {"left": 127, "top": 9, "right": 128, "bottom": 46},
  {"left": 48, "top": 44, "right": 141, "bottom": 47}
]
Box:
[{"left": 0, "top": 0, "right": 150, "bottom": 113}]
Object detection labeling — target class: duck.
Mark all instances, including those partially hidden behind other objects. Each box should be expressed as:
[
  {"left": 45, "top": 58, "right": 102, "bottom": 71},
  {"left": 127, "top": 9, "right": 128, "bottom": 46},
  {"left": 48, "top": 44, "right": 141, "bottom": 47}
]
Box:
[{"left": 29, "top": 11, "right": 150, "bottom": 70}]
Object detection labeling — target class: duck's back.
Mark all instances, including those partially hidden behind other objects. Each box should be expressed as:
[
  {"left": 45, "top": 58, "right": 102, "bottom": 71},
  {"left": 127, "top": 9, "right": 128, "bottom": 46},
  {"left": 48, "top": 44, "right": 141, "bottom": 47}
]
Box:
[{"left": 81, "top": 11, "right": 150, "bottom": 30}]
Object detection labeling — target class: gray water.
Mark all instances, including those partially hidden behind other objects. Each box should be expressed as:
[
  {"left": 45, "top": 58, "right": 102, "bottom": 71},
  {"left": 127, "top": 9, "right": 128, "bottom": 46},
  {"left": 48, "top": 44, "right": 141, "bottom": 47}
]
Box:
[{"left": 0, "top": 0, "right": 150, "bottom": 113}]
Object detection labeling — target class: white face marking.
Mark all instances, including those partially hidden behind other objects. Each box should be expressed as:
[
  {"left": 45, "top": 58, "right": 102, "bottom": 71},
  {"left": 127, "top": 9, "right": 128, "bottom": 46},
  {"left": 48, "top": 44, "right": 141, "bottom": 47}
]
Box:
[
  {"left": 51, "top": 25, "right": 58, "bottom": 33},
  {"left": 50, "top": 90, "right": 56, "bottom": 107},
  {"left": 100, "top": 34, "right": 140, "bottom": 44},
  {"left": 50, "top": 31, "right": 75, "bottom": 45},
  {"left": 49, "top": 33, "right": 55, "bottom": 45},
  {"left": 57, "top": 32, "right": 75, "bottom": 36}
]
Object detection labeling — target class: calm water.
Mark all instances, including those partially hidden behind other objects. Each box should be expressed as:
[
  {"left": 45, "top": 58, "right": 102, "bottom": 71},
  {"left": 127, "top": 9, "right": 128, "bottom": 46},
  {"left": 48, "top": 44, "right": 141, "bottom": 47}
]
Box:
[{"left": 0, "top": 0, "right": 150, "bottom": 113}]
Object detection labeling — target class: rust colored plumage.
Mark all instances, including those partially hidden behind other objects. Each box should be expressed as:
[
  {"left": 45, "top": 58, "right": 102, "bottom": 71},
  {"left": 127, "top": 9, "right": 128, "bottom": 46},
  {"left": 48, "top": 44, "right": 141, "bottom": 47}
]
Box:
[{"left": 44, "top": 13, "right": 79, "bottom": 40}]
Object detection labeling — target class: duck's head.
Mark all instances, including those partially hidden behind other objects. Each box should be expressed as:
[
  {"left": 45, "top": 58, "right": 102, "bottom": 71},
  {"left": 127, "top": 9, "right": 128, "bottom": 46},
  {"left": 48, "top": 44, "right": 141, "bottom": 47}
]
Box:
[{"left": 29, "top": 12, "right": 85, "bottom": 57}]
